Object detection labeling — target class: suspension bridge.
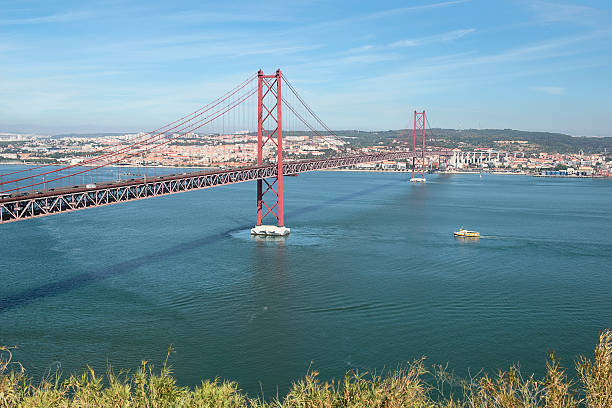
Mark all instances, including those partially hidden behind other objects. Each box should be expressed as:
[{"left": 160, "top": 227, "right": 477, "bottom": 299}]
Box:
[{"left": 0, "top": 69, "right": 451, "bottom": 232}]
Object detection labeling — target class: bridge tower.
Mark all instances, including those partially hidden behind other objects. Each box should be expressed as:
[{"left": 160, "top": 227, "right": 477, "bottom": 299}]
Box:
[
  {"left": 251, "top": 69, "right": 290, "bottom": 236},
  {"left": 410, "top": 110, "right": 426, "bottom": 183}
]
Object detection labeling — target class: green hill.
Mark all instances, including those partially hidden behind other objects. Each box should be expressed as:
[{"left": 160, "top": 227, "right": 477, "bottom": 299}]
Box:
[
  {"left": 43, "top": 128, "right": 612, "bottom": 154},
  {"left": 337, "top": 129, "right": 612, "bottom": 154}
]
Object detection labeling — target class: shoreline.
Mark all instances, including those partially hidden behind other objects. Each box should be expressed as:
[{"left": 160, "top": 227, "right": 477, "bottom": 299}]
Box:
[
  {"left": 439, "top": 170, "right": 529, "bottom": 175},
  {"left": 323, "top": 168, "right": 530, "bottom": 175},
  {"left": 0, "top": 162, "right": 215, "bottom": 170},
  {"left": 326, "top": 168, "right": 610, "bottom": 178},
  {"left": 2, "top": 162, "right": 608, "bottom": 178}
]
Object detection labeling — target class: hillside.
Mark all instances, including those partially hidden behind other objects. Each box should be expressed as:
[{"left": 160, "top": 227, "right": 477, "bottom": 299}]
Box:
[
  {"left": 26, "top": 128, "right": 612, "bottom": 154},
  {"left": 51, "top": 132, "right": 130, "bottom": 138},
  {"left": 337, "top": 129, "right": 612, "bottom": 154}
]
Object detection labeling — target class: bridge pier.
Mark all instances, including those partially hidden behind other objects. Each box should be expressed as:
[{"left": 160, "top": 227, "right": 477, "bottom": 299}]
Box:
[
  {"left": 251, "top": 69, "right": 290, "bottom": 237},
  {"left": 410, "top": 110, "right": 427, "bottom": 183}
]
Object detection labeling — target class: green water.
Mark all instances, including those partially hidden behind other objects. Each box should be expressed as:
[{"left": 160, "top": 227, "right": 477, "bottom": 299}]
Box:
[{"left": 1, "top": 170, "right": 611, "bottom": 396}]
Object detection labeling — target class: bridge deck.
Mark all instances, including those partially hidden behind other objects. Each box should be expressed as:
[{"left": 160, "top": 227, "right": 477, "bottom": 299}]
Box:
[{"left": 0, "top": 151, "right": 448, "bottom": 224}]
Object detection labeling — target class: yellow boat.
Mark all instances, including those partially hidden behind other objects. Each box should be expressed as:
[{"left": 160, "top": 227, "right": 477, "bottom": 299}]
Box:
[{"left": 454, "top": 228, "right": 480, "bottom": 238}]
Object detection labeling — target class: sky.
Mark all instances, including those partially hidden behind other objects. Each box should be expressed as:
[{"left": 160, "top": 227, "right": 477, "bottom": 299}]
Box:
[{"left": 0, "top": 0, "right": 611, "bottom": 136}]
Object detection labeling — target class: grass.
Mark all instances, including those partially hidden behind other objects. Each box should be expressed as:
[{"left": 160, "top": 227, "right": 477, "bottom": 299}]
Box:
[{"left": 1, "top": 330, "right": 610, "bottom": 408}]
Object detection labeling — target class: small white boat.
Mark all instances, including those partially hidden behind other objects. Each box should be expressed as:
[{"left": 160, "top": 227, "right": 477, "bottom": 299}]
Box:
[{"left": 454, "top": 228, "right": 480, "bottom": 238}]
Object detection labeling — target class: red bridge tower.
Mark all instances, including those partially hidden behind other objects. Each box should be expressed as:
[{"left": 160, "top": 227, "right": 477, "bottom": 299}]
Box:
[
  {"left": 250, "top": 69, "right": 290, "bottom": 236},
  {"left": 410, "top": 110, "right": 427, "bottom": 183}
]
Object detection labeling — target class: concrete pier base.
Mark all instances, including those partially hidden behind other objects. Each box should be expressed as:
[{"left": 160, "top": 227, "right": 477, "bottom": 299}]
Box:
[
  {"left": 410, "top": 177, "right": 427, "bottom": 183},
  {"left": 250, "top": 225, "right": 291, "bottom": 236}
]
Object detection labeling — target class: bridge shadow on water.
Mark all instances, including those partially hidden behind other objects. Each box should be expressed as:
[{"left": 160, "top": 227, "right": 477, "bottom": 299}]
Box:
[{"left": 0, "top": 178, "right": 402, "bottom": 313}]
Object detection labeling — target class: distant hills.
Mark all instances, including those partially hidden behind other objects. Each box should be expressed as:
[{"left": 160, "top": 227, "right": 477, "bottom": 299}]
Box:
[
  {"left": 51, "top": 132, "right": 130, "bottom": 139},
  {"left": 335, "top": 128, "right": 612, "bottom": 154},
  {"left": 17, "top": 128, "right": 612, "bottom": 154}
]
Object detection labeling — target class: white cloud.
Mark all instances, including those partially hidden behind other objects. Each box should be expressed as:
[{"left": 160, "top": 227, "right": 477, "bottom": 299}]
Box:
[
  {"left": 292, "top": 0, "right": 471, "bottom": 33},
  {"left": 389, "top": 28, "right": 476, "bottom": 48},
  {"left": 346, "top": 45, "right": 375, "bottom": 54},
  {"left": 421, "top": 32, "right": 602, "bottom": 70},
  {"left": 525, "top": 1, "right": 604, "bottom": 25},
  {"left": 0, "top": 11, "right": 92, "bottom": 25},
  {"left": 340, "top": 28, "right": 476, "bottom": 61},
  {"left": 338, "top": 0, "right": 471, "bottom": 24},
  {"left": 347, "top": 32, "right": 598, "bottom": 87},
  {"left": 163, "top": 10, "right": 294, "bottom": 24},
  {"left": 286, "top": 52, "right": 401, "bottom": 73},
  {"left": 532, "top": 86, "right": 565, "bottom": 95}
]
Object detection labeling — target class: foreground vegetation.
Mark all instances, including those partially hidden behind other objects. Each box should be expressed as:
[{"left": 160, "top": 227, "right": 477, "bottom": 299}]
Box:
[{"left": 1, "top": 330, "right": 610, "bottom": 408}]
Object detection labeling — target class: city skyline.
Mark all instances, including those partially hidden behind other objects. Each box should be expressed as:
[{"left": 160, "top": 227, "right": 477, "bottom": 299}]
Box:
[{"left": 1, "top": 0, "right": 611, "bottom": 136}]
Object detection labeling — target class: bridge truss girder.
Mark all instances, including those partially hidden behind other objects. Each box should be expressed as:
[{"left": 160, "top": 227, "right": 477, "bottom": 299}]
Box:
[{"left": 0, "top": 151, "right": 449, "bottom": 224}]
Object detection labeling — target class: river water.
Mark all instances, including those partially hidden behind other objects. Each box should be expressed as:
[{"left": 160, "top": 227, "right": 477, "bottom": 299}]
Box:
[{"left": 1, "top": 169, "right": 611, "bottom": 396}]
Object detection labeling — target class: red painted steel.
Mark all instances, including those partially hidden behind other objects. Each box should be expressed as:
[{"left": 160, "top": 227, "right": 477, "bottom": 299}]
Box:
[
  {"left": 1, "top": 84, "right": 258, "bottom": 194},
  {"left": 412, "top": 112, "right": 417, "bottom": 178},
  {"left": 0, "top": 69, "right": 448, "bottom": 226},
  {"left": 0, "top": 151, "right": 452, "bottom": 224},
  {"left": 256, "top": 69, "right": 285, "bottom": 227},
  {"left": 257, "top": 71, "right": 264, "bottom": 225},
  {"left": 0, "top": 75, "right": 257, "bottom": 192},
  {"left": 421, "top": 111, "right": 425, "bottom": 178},
  {"left": 413, "top": 110, "right": 426, "bottom": 178},
  {"left": 276, "top": 70, "right": 284, "bottom": 227}
]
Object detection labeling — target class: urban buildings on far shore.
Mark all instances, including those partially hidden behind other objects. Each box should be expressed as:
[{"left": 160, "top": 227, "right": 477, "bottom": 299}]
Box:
[{"left": 0, "top": 132, "right": 610, "bottom": 177}]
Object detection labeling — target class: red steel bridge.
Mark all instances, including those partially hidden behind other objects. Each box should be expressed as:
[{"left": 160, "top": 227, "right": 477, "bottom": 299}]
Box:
[{"left": 0, "top": 70, "right": 450, "bottom": 229}]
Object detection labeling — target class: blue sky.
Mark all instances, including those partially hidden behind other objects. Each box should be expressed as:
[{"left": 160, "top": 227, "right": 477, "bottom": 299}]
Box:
[{"left": 0, "top": 0, "right": 610, "bottom": 136}]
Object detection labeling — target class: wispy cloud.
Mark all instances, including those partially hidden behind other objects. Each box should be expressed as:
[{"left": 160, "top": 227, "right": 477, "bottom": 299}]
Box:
[
  {"left": 346, "top": 45, "right": 375, "bottom": 54},
  {"left": 355, "top": 32, "right": 606, "bottom": 92},
  {"left": 0, "top": 11, "right": 92, "bottom": 25},
  {"left": 337, "top": 0, "right": 471, "bottom": 24},
  {"left": 389, "top": 28, "right": 476, "bottom": 48},
  {"left": 1, "top": 0, "right": 610, "bottom": 135},
  {"left": 288, "top": 52, "right": 401, "bottom": 73},
  {"left": 295, "top": 0, "right": 471, "bottom": 32},
  {"left": 342, "top": 28, "right": 476, "bottom": 58},
  {"left": 524, "top": 0, "right": 605, "bottom": 26},
  {"left": 449, "top": 32, "right": 603, "bottom": 67},
  {"left": 162, "top": 10, "right": 294, "bottom": 24},
  {"left": 98, "top": 36, "right": 320, "bottom": 63},
  {"left": 532, "top": 86, "right": 565, "bottom": 95}
]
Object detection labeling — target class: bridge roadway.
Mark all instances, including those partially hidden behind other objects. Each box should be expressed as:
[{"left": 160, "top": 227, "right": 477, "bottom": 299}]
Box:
[{"left": 0, "top": 150, "right": 449, "bottom": 224}]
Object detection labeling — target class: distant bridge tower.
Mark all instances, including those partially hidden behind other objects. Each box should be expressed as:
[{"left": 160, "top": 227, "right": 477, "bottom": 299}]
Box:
[
  {"left": 411, "top": 110, "right": 426, "bottom": 182},
  {"left": 251, "top": 69, "right": 290, "bottom": 236}
]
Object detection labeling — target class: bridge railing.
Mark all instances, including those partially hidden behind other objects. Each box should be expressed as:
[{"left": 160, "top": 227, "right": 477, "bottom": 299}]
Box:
[{"left": 0, "top": 151, "right": 451, "bottom": 224}]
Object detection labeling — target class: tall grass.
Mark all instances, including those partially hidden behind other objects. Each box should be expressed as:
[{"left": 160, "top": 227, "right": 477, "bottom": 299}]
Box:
[{"left": 1, "top": 330, "right": 610, "bottom": 408}]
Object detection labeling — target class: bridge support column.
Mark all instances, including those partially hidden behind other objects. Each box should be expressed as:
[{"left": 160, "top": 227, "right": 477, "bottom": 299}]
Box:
[
  {"left": 251, "top": 69, "right": 290, "bottom": 236},
  {"left": 410, "top": 110, "right": 426, "bottom": 183}
]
